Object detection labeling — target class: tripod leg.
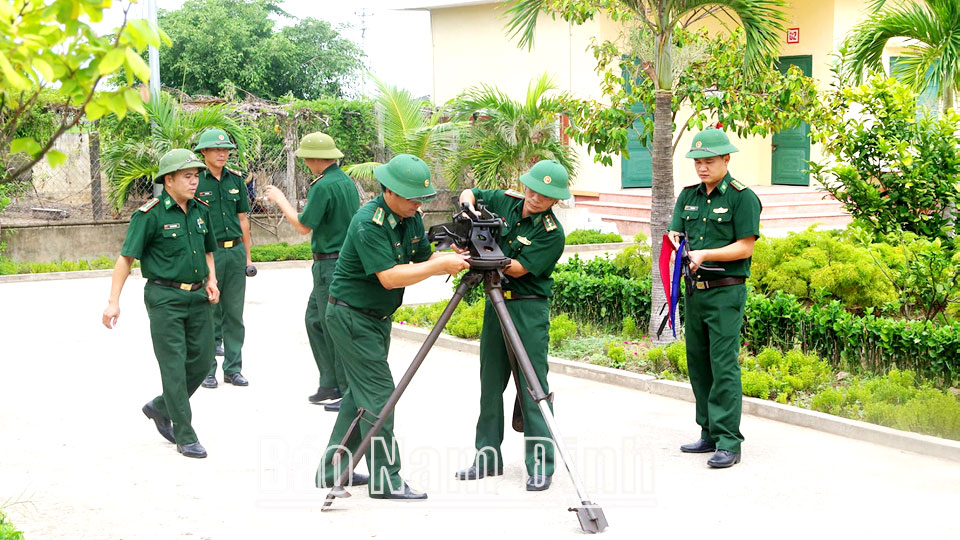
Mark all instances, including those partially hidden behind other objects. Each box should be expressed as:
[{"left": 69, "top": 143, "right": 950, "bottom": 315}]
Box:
[
  {"left": 321, "top": 270, "right": 484, "bottom": 509},
  {"left": 499, "top": 324, "right": 525, "bottom": 433},
  {"left": 486, "top": 284, "right": 608, "bottom": 533}
]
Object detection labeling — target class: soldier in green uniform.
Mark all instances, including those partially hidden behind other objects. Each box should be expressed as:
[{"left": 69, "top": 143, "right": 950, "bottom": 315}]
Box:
[
  {"left": 102, "top": 149, "right": 220, "bottom": 459},
  {"left": 264, "top": 132, "right": 360, "bottom": 410},
  {"left": 455, "top": 160, "right": 569, "bottom": 491},
  {"left": 668, "top": 128, "right": 761, "bottom": 468},
  {"left": 315, "top": 154, "right": 470, "bottom": 500},
  {"left": 194, "top": 129, "right": 253, "bottom": 389}
]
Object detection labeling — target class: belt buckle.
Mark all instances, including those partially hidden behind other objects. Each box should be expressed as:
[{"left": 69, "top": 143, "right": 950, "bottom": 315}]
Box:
[
  {"left": 179, "top": 283, "right": 192, "bottom": 291},
  {"left": 504, "top": 291, "right": 513, "bottom": 300},
  {"left": 223, "top": 240, "right": 234, "bottom": 248},
  {"left": 696, "top": 281, "right": 707, "bottom": 290}
]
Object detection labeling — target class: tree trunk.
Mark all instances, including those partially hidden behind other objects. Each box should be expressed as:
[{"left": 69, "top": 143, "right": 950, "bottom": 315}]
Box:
[{"left": 648, "top": 91, "right": 677, "bottom": 345}]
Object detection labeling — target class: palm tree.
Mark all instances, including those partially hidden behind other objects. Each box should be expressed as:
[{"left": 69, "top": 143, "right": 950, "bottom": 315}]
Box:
[
  {"left": 505, "top": 0, "right": 788, "bottom": 341},
  {"left": 842, "top": 0, "right": 958, "bottom": 111},
  {"left": 101, "top": 92, "right": 253, "bottom": 213},
  {"left": 445, "top": 73, "right": 578, "bottom": 190},
  {"left": 344, "top": 76, "right": 459, "bottom": 183}
]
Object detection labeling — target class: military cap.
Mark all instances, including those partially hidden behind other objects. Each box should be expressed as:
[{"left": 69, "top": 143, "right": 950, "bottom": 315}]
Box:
[
  {"left": 374, "top": 154, "right": 436, "bottom": 201},
  {"left": 519, "top": 159, "right": 571, "bottom": 200},
  {"left": 685, "top": 128, "right": 739, "bottom": 159},
  {"left": 154, "top": 149, "right": 207, "bottom": 183},
  {"left": 296, "top": 132, "right": 344, "bottom": 159},
  {"left": 193, "top": 128, "right": 237, "bottom": 151}
]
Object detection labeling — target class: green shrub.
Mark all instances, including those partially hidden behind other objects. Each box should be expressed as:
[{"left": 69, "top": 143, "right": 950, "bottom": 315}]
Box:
[
  {"left": 633, "top": 231, "right": 648, "bottom": 244},
  {"left": 551, "top": 270, "right": 652, "bottom": 329},
  {"left": 646, "top": 346, "right": 667, "bottom": 373},
  {"left": 741, "top": 370, "right": 775, "bottom": 400},
  {"left": 0, "top": 255, "right": 123, "bottom": 275},
  {"left": 621, "top": 315, "right": 638, "bottom": 339},
  {"left": 612, "top": 244, "right": 652, "bottom": 279},
  {"left": 447, "top": 300, "right": 485, "bottom": 339},
  {"left": 553, "top": 336, "right": 607, "bottom": 359},
  {"left": 250, "top": 241, "right": 312, "bottom": 262},
  {"left": 565, "top": 229, "right": 622, "bottom": 245},
  {"left": 549, "top": 313, "right": 577, "bottom": 348},
  {"left": 605, "top": 341, "right": 627, "bottom": 367},
  {"left": 0, "top": 510, "right": 24, "bottom": 540},
  {"left": 665, "top": 341, "right": 686, "bottom": 372}
]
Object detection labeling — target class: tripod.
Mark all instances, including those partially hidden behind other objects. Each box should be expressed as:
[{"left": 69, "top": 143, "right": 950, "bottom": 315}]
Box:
[{"left": 320, "top": 256, "right": 609, "bottom": 533}]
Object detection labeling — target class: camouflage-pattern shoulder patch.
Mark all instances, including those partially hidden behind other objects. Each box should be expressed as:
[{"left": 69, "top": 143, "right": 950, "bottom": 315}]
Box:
[
  {"left": 138, "top": 198, "right": 160, "bottom": 213},
  {"left": 730, "top": 179, "right": 746, "bottom": 191},
  {"left": 194, "top": 197, "right": 210, "bottom": 207},
  {"left": 505, "top": 189, "right": 525, "bottom": 199},
  {"left": 226, "top": 167, "right": 246, "bottom": 178},
  {"left": 310, "top": 174, "right": 325, "bottom": 186},
  {"left": 543, "top": 214, "right": 558, "bottom": 232},
  {"left": 372, "top": 206, "right": 385, "bottom": 226}
]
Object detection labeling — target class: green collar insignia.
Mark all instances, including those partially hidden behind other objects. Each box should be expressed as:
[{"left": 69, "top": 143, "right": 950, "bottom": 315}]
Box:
[{"left": 387, "top": 214, "right": 398, "bottom": 229}]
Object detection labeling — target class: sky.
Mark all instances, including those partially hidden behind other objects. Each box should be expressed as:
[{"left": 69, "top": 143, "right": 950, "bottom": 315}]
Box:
[{"left": 97, "top": 0, "right": 434, "bottom": 99}]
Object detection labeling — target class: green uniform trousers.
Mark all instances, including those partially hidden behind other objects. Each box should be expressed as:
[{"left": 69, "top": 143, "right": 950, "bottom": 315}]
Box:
[
  {"left": 316, "top": 303, "right": 403, "bottom": 495},
  {"left": 144, "top": 281, "right": 214, "bottom": 445},
  {"left": 305, "top": 259, "right": 346, "bottom": 389},
  {"left": 475, "top": 298, "right": 555, "bottom": 477},
  {"left": 210, "top": 242, "right": 246, "bottom": 376},
  {"left": 684, "top": 283, "right": 746, "bottom": 453}
]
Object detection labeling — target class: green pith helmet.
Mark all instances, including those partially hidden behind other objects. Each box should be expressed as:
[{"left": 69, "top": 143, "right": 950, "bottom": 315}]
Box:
[
  {"left": 374, "top": 154, "right": 437, "bottom": 201},
  {"left": 295, "top": 131, "right": 344, "bottom": 159},
  {"left": 193, "top": 128, "right": 237, "bottom": 151},
  {"left": 519, "top": 159, "right": 571, "bottom": 200},
  {"left": 154, "top": 149, "right": 207, "bottom": 183},
  {"left": 685, "top": 128, "right": 739, "bottom": 158}
]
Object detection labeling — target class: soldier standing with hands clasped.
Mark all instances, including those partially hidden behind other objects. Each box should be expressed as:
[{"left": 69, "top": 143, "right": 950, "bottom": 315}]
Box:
[
  {"left": 102, "top": 149, "right": 220, "bottom": 459},
  {"left": 668, "top": 128, "right": 761, "bottom": 469}
]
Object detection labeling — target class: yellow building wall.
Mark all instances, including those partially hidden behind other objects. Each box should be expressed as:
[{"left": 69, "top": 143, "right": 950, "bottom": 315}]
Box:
[{"left": 428, "top": 0, "right": 888, "bottom": 194}]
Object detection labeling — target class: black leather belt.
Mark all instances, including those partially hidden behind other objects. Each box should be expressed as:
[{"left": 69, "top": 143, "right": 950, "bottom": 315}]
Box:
[
  {"left": 328, "top": 296, "right": 388, "bottom": 320},
  {"left": 686, "top": 277, "right": 746, "bottom": 291},
  {"left": 150, "top": 279, "right": 205, "bottom": 291},
  {"left": 313, "top": 252, "right": 339, "bottom": 261},
  {"left": 503, "top": 291, "right": 546, "bottom": 301},
  {"left": 218, "top": 238, "right": 242, "bottom": 248}
]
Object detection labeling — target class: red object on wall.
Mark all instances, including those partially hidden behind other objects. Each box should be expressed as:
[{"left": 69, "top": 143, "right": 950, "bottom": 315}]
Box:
[
  {"left": 787, "top": 28, "right": 800, "bottom": 44},
  {"left": 560, "top": 114, "right": 570, "bottom": 146}
]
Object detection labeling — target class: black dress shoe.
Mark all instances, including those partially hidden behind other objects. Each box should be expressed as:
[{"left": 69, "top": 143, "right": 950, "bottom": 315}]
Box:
[
  {"left": 215, "top": 343, "right": 224, "bottom": 357},
  {"left": 455, "top": 464, "right": 503, "bottom": 480},
  {"left": 324, "top": 399, "right": 341, "bottom": 412},
  {"left": 142, "top": 402, "right": 175, "bottom": 444},
  {"left": 370, "top": 482, "right": 428, "bottom": 500},
  {"left": 707, "top": 450, "right": 741, "bottom": 468},
  {"left": 223, "top": 372, "right": 248, "bottom": 386},
  {"left": 308, "top": 386, "right": 341, "bottom": 404},
  {"left": 526, "top": 474, "right": 552, "bottom": 491},
  {"left": 201, "top": 375, "right": 218, "bottom": 389},
  {"left": 177, "top": 441, "right": 207, "bottom": 458},
  {"left": 680, "top": 438, "right": 717, "bottom": 453}
]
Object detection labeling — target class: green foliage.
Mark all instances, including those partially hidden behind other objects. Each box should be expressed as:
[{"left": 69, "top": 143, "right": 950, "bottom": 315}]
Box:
[
  {"left": 450, "top": 271, "right": 485, "bottom": 305},
  {"left": 811, "top": 369, "right": 960, "bottom": 441},
  {"left": 604, "top": 341, "right": 628, "bottom": 368},
  {"left": 664, "top": 341, "right": 686, "bottom": 375},
  {"left": 740, "top": 348, "right": 833, "bottom": 402},
  {"left": 750, "top": 227, "right": 898, "bottom": 311},
  {"left": 551, "top": 270, "right": 652, "bottom": 330},
  {"left": 553, "top": 336, "right": 607, "bottom": 361},
  {"left": 0, "top": 509, "right": 24, "bottom": 540},
  {"left": 445, "top": 73, "right": 578, "bottom": 190},
  {"left": 810, "top": 76, "right": 960, "bottom": 242},
  {"left": 157, "top": 0, "right": 364, "bottom": 99},
  {"left": 447, "top": 300, "right": 485, "bottom": 339},
  {"left": 621, "top": 315, "right": 638, "bottom": 339},
  {"left": 1, "top": 0, "right": 168, "bottom": 183},
  {"left": 0, "top": 256, "right": 116, "bottom": 275},
  {"left": 632, "top": 231, "right": 648, "bottom": 244},
  {"left": 564, "top": 229, "right": 623, "bottom": 245},
  {"left": 549, "top": 313, "right": 577, "bottom": 348},
  {"left": 249, "top": 242, "right": 312, "bottom": 262},
  {"left": 611, "top": 244, "right": 652, "bottom": 279},
  {"left": 744, "top": 292, "right": 960, "bottom": 385}
]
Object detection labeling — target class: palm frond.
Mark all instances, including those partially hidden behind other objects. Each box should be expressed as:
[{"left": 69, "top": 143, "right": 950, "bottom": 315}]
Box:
[
  {"left": 675, "top": 0, "right": 788, "bottom": 72},
  {"left": 503, "top": 0, "right": 547, "bottom": 50},
  {"left": 371, "top": 76, "right": 429, "bottom": 155},
  {"left": 343, "top": 161, "right": 381, "bottom": 182}
]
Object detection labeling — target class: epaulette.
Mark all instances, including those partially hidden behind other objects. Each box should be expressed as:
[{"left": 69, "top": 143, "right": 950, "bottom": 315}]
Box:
[
  {"left": 505, "top": 189, "right": 525, "bottom": 199},
  {"left": 310, "top": 173, "right": 325, "bottom": 187},
  {"left": 730, "top": 179, "right": 746, "bottom": 191},
  {"left": 372, "top": 206, "right": 385, "bottom": 226},
  {"left": 543, "top": 214, "right": 558, "bottom": 232},
  {"left": 138, "top": 198, "right": 160, "bottom": 213},
  {"left": 194, "top": 197, "right": 210, "bottom": 207},
  {"left": 226, "top": 166, "right": 246, "bottom": 178}
]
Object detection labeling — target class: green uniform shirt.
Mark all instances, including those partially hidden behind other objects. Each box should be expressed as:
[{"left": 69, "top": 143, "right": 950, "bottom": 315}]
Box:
[
  {"left": 121, "top": 190, "right": 216, "bottom": 282},
  {"left": 668, "top": 173, "right": 762, "bottom": 279},
  {"left": 472, "top": 188, "right": 565, "bottom": 297},
  {"left": 328, "top": 195, "right": 433, "bottom": 317},
  {"left": 297, "top": 164, "right": 361, "bottom": 254},
  {"left": 196, "top": 167, "right": 250, "bottom": 242}
]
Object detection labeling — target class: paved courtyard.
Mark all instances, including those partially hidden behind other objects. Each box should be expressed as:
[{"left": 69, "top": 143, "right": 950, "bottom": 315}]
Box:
[{"left": 1, "top": 266, "right": 958, "bottom": 539}]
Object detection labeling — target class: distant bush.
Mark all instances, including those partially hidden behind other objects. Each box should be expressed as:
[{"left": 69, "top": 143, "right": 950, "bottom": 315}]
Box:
[
  {"left": 250, "top": 242, "right": 312, "bottom": 262},
  {"left": 549, "top": 313, "right": 577, "bottom": 348},
  {"left": 612, "top": 244, "right": 651, "bottom": 279},
  {"left": 0, "top": 256, "right": 117, "bottom": 275},
  {"left": 565, "top": 229, "right": 622, "bottom": 245}
]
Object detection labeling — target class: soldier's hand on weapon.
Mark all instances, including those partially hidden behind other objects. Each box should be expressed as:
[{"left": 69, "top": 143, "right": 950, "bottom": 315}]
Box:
[
  {"left": 102, "top": 302, "right": 120, "bottom": 329},
  {"left": 263, "top": 185, "right": 286, "bottom": 204},
  {"left": 206, "top": 279, "right": 220, "bottom": 304},
  {"left": 436, "top": 253, "right": 471, "bottom": 275},
  {"left": 461, "top": 201, "right": 480, "bottom": 219},
  {"left": 687, "top": 249, "right": 706, "bottom": 271}
]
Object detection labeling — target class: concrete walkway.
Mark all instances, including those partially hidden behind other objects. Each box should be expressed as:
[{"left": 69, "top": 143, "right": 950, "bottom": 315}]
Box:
[{"left": 1, "top": 267, "right": 958, "bottom": 539}]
